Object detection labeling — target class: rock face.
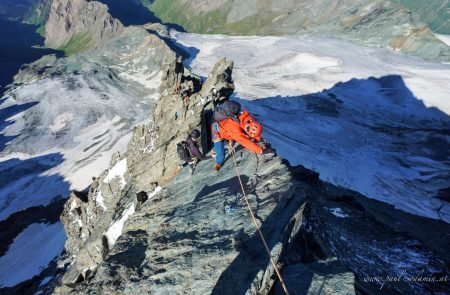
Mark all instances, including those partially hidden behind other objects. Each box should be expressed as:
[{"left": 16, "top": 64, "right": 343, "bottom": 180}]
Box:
[
  {"left": 52, "top": 57, "right": 243, "bottom": 293},
  {"left": 0, "top": 8, "right": 175, "bottom": 294},
  {"left": 69, "top": 149, "right": 307, "bottom": 294},
  {"left": 45, "top": 0, "right": 123, "bottom": 50},
  {"left": 53, "top": 55, "right": 450, "bottom": 295},
  {"left": 148, "top": 0, "right": 450, "bottom": 61},
  {"left": 125, "top": 57, "right": 235, "bottom": 188},
  {"left": 278, "top": 166, "right": 450, "bottom": 295},
  {"left": 390, "top": 0, "right": 450, "bottom": 35},
  {"left": 24, "top": 0, "right": 53, "bottom": 34}
]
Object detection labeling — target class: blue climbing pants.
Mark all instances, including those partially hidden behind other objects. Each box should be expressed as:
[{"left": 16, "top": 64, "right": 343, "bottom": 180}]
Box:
[{"left": 213, "top": 140, "right": 225, "bottom": 165}]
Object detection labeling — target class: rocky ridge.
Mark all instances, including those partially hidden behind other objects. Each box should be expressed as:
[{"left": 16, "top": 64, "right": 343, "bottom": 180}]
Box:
[
  {"left": 51, "top": 56, "right": 318, "bottom": 294},
  {"left": 52, "top": 57, "right": 450, "bottom": 294},
  {"left": 53, "top": 57, "right": 240, "bottom": 293}
]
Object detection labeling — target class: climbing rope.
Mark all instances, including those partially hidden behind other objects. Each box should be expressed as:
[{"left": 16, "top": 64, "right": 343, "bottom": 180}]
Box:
[{"left": 230, "top": 151, "right": 290, "bottom": 295}]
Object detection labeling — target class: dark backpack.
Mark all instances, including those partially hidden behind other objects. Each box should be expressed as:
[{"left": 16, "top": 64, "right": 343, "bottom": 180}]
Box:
[
  {"left": 177, "top": 141, "right": 191, "bottom": 163},
  {"left": 213, "top": 101, "right": 241, "bottom": 121}
]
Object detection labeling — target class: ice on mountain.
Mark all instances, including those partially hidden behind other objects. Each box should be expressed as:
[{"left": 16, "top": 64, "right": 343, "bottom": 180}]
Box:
[
  {"left": 105, "top": 203, "right": 135, "bottom": 248},
  {"left": 175, "top": 32, "right": 450, "bottom": 222}
]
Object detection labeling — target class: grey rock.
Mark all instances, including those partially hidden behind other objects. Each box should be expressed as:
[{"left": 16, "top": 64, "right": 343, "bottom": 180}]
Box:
[
  {"left": 274, "top": 258, "right": 355, "bottom": 295},
  {"left": 54, "top": 56, "right": 240, "bottom": 292},
  {"left": 282, "top": 166, "right": 450, "bottom": 295},
  {"left": 63, "top": 149, "right": 307, "bottom": 294},
  {"left": 45, "top": 0, "right": 123, "bottom": 49},
  {"left": 125, "top": 57, "right": 235, "bottom": 189}
]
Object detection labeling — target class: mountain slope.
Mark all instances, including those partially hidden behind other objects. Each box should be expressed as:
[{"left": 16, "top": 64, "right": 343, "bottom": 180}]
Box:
[
  {"left": 174, "top": 32, "right": 450, "bottom": 222},
  {"left": 391, "top": 0, "right": 450, "bottom": 34},
  {"left": 143, "top": 0, "right": 450, "bottom": 61},
  {"left": 52, "top": 57, "right": 449, "bottom": 295},
  {"left": 0, "top": 0, "right": 176, "bottom": 291},
  {"left": 0, "top": 0, "right": 449, "bottom": 293}
]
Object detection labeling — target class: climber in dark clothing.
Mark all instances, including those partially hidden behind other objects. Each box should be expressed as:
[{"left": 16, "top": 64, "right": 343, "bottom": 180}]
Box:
[{"left": 186, "top": 129, "right": 211, "bottom": 174}]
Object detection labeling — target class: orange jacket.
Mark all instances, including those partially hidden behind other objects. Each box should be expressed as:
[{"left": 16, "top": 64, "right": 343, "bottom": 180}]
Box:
[{"left": 212, "top": 117, "right": 263, "bottom": 154}]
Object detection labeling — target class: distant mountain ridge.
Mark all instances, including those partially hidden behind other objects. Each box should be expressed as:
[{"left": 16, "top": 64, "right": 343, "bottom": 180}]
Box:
[
  {"left": 142, "top": 0, "right": 450, "bottom": 62},
  {"left": 15, "top": 0, "right": 450, "bottom": 61}
]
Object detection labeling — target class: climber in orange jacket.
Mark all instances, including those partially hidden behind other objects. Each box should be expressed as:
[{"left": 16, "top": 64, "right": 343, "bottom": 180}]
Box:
[{"left": 211, "top": 101, "right": 274, "bottom": 171}]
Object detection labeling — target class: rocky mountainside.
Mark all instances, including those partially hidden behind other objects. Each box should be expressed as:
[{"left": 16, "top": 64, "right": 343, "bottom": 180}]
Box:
[
  {"left": 144, "top": 0, "right": 450, "bottom": 61},
  {"left": 53, "top": 57, "right": 236, "bottom": 292},
  {"left": 0, "top": 0, "right": 176, "bottom": 292},
  {"left": 47, "top": 58, "right": 450, "bottom": 295},
  {"left": 391, "top": 0, "right": 450, "bottom": 35},
  {"left": 45, "top": 0, "right": 124, "bottom": 51}
]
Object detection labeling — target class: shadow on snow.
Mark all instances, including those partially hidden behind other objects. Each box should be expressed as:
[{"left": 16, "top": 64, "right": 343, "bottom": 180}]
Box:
[
  {"left": 0, "top": 152, "right": 70, "bottom": 223},
  {"left": 237, "top": 75, "right": 450, "bottom": 211},
  {"left": 0, "top": 99, "right": 39, "bottom": 151}
]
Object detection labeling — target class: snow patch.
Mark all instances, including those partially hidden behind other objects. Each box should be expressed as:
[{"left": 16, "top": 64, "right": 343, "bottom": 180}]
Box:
[
  {"left": 69, "top": 200, "right": 78, "bottom": 212},
  {"left": 435, "top": 34, "right": 450, "bottom": 46},
  {"left": 39, "top": 275, "right": 52, "bottom": 287},
  {"left": 119, "top": 70, "right": 162, "bottom": 91},
  {"left": 103, "top": 158, "right": 127, "bottom": 188},
  {"left": 105, "top": 203, "right": 135, "bottom": 247},
  {"left": 329, "top": 207, "right": 350, "bottom": 218},
  {"left": 270, "top": 52, "right": 340, "bottom": 74},
  {"left": 104, "top": 186, "right": 161, "bottom": 247},
  {"left": 49, "top": 112, "right": 74, "bottom": 132},
  {"left": 93, "top": 188, "right": 107, "bottom": 210},
  {"left": 148, "top": 186, "right": 162, "bottom": 199}
]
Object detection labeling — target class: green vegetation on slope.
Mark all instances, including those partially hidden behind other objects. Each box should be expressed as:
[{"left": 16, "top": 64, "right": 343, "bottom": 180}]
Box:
[
  {"left": 146, "top": 0, "right": 233, "bottom": 34},
  {"left": 391, "top": 0, "right": 450, "bottom": 34},
  {"left": 143, "top": 0, "right": 450, "bottom": 37},
  {"left": 24, "top": 0, "right": 52, "bottom": 37},
  {"left": 58, "top": 32, "right": 93, "bottom": 56}
]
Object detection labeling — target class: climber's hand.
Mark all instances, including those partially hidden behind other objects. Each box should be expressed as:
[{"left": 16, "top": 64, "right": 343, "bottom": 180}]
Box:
[{"left": 228, "top": 141, "right": 235, "bottom": 155}]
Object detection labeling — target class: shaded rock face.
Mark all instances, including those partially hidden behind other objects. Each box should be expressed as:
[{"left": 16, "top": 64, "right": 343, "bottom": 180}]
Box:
[
  {"left": 273, "top": 166, "right": 450, "bottom": 295},
  {"left": 45, "top": 0, "right": 123, "bottom": 49},
  {"left": 147, "top": 0, "right": 449, "bottom": 61}
]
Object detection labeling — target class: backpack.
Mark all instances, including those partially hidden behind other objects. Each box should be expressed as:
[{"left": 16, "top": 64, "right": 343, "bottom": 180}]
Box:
[
  {"left": 213, "top": 101, "right": 241, "bottom": 121},
  {"left": 177, "top": 141, "right": 191, "bottom": 163}
]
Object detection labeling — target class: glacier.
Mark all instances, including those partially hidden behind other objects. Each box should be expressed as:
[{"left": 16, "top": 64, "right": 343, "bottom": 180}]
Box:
[{"left": 174, "top": 32, "right": 450, "bottom": 222}]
